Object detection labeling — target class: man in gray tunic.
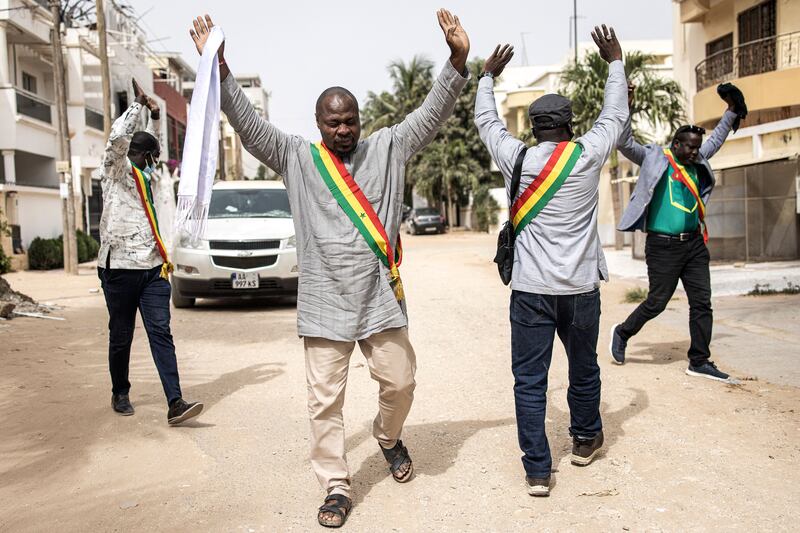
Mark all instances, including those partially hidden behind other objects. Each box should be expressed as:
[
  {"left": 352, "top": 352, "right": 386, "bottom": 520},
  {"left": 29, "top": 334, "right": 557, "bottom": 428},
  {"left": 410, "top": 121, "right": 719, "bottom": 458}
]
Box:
[
  {"left": 475, "top": 26, "right": 627, "bottom": 497},
  {"left": 189, "top": 10, "right": 469, "bottom": 526}
]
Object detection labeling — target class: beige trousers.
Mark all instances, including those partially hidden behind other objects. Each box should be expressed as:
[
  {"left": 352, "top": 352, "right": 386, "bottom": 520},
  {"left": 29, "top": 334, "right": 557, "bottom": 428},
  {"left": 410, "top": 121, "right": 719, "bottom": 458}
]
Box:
[{"left": 304, "top": 327, "right": 417, "bottom": 497}]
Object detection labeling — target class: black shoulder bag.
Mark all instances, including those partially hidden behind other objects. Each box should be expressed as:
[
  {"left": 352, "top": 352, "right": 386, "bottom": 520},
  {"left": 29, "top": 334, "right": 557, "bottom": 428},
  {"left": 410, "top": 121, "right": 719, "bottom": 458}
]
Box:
[{"left": 493, "top": 147, "right": 527, "bottom": 285}]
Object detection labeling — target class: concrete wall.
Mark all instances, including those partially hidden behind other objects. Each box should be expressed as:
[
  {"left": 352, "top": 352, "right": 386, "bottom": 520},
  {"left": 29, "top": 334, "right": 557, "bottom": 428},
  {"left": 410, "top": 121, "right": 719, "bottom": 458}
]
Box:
[{"left": 15, "top": 188, "right": 62, "bottom": 247}]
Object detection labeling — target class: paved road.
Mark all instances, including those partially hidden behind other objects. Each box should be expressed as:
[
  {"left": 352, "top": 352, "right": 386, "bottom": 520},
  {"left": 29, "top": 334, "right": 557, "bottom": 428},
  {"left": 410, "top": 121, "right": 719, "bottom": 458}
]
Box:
[{"left": 1, "top": 233, "right": 798, "bottom": 531}]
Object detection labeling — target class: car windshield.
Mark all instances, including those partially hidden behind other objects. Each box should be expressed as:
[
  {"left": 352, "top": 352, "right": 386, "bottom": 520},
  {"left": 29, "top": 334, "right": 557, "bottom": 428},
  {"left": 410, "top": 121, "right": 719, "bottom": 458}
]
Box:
[
  {"left": 208, "top": 189, "right": 292, "bottom": 219},
  {"left": 415, "top": 208, "right": 440, "bottom": 216}
]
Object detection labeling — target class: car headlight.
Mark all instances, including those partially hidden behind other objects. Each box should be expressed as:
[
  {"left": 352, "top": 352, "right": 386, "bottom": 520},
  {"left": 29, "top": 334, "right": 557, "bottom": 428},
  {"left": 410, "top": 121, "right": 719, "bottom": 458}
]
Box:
[
  {"left": 178, "top": 234, "right": 209, "bottom": 249},
  {"left": 285, "top": 234, "right": 296, "bottom": 249}
]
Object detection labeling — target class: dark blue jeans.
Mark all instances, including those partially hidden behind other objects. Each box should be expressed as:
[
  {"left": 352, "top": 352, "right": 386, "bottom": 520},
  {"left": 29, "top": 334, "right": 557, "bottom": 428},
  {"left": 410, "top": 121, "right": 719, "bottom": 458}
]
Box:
[
  {"left": 98, "top": 266, "right": 182, "bottom": 405},
  {"left": 510, "top": 288, "right": 602, "bottom": 478}
]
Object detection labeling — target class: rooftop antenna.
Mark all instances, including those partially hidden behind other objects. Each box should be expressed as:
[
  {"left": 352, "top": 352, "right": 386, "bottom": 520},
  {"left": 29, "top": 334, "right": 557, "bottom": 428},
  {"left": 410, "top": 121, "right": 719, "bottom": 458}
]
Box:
[{"left": 520, "top": 32, "right": 534, "bottom": 66}]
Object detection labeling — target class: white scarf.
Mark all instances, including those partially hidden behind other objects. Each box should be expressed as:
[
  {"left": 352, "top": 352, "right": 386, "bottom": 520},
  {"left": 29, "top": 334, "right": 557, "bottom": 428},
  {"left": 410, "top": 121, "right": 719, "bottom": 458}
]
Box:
[{"left": 175, "top": 25, "right": 225, "bottom": 243}]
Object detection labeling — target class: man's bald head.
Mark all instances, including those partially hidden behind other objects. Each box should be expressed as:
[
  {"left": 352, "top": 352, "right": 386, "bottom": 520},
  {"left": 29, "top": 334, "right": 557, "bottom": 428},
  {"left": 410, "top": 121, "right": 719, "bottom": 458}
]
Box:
[
  {"left": 315, "top": 86, "right": 361, "bottom": 157},
  {"left": 315, "top": 86, "right": 359, "bottom": 116}
]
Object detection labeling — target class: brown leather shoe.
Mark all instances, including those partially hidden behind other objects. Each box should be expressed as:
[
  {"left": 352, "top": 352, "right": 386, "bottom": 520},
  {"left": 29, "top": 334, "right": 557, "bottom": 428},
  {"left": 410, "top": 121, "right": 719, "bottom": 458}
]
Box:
[{"left": 571, "top": 431, "right": 604, "bottom": 466}]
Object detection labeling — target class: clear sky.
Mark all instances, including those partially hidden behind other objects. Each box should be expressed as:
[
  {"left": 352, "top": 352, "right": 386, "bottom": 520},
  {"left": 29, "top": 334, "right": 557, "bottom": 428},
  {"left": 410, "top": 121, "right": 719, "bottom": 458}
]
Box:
[{"left": 126, "top": 0, "right": 673, "bottom": 138}]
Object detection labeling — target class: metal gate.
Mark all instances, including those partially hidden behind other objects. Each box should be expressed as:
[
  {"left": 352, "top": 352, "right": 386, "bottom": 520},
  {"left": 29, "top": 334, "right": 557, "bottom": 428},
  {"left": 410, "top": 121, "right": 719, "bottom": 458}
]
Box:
[{"left": 707, "top": 158, "right": 799, "bottom": 262}]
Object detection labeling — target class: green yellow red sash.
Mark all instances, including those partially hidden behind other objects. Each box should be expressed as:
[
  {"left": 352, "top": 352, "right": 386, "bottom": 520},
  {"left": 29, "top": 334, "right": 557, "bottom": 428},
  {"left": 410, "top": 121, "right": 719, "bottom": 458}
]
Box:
[
  {"left": 663, "top": 148, "right": 708, "bottom": 243},
  {"left": 131, "top": 165, "right": 173, "bottom": 279},
  {"left": 511, "top": 141, "right": 582, "bottom": 236},
  {"left": 309, "top": 142, "right": 404, "bottom": 302}
]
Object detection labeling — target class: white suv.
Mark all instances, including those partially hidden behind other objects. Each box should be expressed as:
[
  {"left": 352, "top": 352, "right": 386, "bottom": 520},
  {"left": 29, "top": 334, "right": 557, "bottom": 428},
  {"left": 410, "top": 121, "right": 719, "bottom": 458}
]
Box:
[{"left": 171, "top": 180, "right": 298, "bottom": 307}]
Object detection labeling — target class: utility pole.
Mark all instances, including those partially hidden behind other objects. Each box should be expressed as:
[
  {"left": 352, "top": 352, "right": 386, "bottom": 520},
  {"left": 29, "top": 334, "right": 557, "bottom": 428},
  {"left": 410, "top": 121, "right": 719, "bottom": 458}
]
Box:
[
  {"left": 573, "top": 0, "right": 578, "bottom": 63},
  {"left": 96, "top": 0, "right": 112, "bottom": 137},
  {"left": 49, "top": 0, "right": 78, "bottom": 274},
  {"left": 218, "top": 120, "right": 226, "bottom": 180}
]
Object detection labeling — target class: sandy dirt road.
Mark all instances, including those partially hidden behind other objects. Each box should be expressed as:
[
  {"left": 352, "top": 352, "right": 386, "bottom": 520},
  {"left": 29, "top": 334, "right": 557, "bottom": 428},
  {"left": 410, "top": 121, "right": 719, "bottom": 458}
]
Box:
[{"left": 1, "top": 232, "right": 798, "bottom": 532}]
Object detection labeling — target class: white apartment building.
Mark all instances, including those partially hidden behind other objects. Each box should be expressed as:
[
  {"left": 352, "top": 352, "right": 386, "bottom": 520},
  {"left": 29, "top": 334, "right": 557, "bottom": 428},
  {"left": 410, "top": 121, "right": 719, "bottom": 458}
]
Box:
[
  {"left": 235, "top": 73, "right": 271, "bottom": 179},
  {"left": 0, "top": 0, "right": 168, "bottom": 267},
  {"left": 1, "top": 0, "right": 61, "bottom": 267}
]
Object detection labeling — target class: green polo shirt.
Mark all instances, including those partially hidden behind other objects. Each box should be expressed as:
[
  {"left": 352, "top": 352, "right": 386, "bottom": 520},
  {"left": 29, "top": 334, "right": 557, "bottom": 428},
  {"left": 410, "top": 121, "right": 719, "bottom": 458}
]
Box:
[{"left": 646, "top": 162, "right": 700, "bottom": 235}]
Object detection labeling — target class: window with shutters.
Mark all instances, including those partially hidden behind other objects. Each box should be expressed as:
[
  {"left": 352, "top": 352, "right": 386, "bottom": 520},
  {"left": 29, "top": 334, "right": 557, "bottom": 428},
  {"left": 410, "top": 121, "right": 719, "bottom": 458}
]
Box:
[
  {"left": 705, "top": 33, "right": 734, "bottom": 81},
  {"left": 737, "top": 0, "right": 777, "bottom": 77}
]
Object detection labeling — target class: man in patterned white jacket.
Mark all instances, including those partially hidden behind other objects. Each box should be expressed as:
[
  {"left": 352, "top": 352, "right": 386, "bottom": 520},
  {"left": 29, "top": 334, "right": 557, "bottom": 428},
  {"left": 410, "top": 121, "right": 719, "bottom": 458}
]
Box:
[{"left": 97, "top": 79, "right": 202, "bottom": 426}]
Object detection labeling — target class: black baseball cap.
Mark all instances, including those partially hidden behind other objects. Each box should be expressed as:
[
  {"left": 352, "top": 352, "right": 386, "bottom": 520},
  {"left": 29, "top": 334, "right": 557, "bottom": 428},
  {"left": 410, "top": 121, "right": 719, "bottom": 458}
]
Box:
[{"left": 528, "top": 94, "right": 573, "bottom": 130}]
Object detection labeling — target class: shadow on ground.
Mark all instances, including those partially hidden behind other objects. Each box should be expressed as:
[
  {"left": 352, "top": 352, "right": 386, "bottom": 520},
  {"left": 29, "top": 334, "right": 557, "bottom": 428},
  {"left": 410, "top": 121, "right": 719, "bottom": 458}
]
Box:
[
  {"left": 189, "top": 297, "right": 297, "bottom": 313},
  {"left": 547, "top": 387, "right": 649, "bottom": 469},
  {"left": 624, "top": 340, "right": 691, "bottom": 366},
  {"left": 0, "top": 360, "right": 284, "bottom": 489},
  {"left": 344, "top": 417, "right": 516, "bottom": 505}
]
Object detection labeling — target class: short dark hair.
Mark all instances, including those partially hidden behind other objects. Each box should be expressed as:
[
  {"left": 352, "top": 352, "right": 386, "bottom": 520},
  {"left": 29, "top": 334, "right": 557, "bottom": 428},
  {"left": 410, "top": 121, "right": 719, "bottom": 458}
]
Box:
[
  {"left": 315, "top": 86, "right": 358, "bottom": 115},
  {"left": 129, "top": 131, "right": 160, "bottom": 156},
  {"left": 672, "top": 124, "right": 705, "bottom": 145}
]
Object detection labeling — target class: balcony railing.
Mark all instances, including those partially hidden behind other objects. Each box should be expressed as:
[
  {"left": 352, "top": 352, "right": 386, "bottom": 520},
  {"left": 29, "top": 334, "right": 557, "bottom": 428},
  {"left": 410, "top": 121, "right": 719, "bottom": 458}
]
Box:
[
  {"left": 15, "top": 89, "right": 53, "bottom": 124},
  {"left": 85, "top": 107, "right": 105, "bottom": 131},
  {"left": 695, "top": 31, "right": 800, "bottom": 92}
]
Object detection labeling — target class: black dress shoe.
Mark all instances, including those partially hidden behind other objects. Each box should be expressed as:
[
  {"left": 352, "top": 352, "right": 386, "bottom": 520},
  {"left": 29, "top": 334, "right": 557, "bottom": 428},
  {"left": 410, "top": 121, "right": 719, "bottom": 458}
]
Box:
[
  {"left": 112, "top": 394, "right": 134, "bottom": 416},
  {"left": 167, "top": 398, "right": 203, "bottom": 426}
]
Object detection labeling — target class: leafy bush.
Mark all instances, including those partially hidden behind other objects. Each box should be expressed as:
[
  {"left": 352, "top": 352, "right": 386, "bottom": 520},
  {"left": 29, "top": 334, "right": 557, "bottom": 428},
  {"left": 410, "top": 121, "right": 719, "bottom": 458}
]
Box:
[
  {"left": 0, "top": 245, "right": 10, "bottom": 274},
  {"left": 748, "top": 282, "right": 800, "bottom": 296},
  {"left": 28, "top": 237, "right": 63, "bottom": 270},
  {"left": 0, "top": 207, "right": 10, "bottom": 274},
  {"left": 624, "top": 287, "right": 649, "bottom": 303},
  {"left": 76, "top": 230, "right": 99, "bottom": 263},
  {"left": 28, "top": 231, "right": 99, "bottom": 270},
  {"left": 472, "top": 186, "right": 499, "bottom": 233}
]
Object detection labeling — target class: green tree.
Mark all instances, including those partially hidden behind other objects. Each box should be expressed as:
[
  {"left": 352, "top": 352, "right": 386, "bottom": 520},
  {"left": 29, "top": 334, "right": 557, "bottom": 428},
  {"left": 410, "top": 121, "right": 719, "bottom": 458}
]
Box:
[
  {"left": 363, "top": 56, "right": 435, "bottom": 135},
  {"left": 560, "top": 50, "right": 685, "bottom": 248},
  {"left": 255, "top": 164, "right": 267, "bottom": 180},
  {"left": 363, "top": 57, "right": 500, "bottom": 226},
  {"left": 0, "top": 207, "right": 11, "bottom": 274}
]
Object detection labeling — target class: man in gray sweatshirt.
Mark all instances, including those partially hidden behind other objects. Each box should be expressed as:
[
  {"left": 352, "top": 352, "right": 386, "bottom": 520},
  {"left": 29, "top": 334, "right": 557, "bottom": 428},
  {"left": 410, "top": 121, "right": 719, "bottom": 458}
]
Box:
[
  {"left": 190, "top": 11, "right": 469, "bottom": 527},
  {"left": 474, "top": 25, "right": 627, "bottom": 497}
]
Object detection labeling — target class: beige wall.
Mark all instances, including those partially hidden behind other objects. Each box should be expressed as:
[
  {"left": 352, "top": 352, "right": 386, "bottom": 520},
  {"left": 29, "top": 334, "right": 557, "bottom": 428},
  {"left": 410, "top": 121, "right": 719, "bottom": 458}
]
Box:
[
  {"left": 694, "top": 66, "right": 800, "bottom": 124},
  {"left": 703, "top": 0, "right": 800, "bottom": 41}
]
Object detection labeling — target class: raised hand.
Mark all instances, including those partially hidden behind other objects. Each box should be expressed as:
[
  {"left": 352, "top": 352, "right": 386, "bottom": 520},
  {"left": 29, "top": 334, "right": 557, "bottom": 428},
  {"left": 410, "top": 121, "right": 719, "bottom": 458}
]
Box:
[
  {"left": 591, "top": 25, "right": 622, "bottom": 64},
  {"left": 437, "top": 8, "right": 469, "bottom": 73},
  {"left": 132, "top": 78, "right": 159, "bottom": 116},
  {"left": 190, "top": 14, "right": 225, "bottom": 59},
  {"left": 189, "top": 14, "right": 229, "bottom": 80},
  {"left": 483, "top": 44, "right": 514, "bottom": 78}
]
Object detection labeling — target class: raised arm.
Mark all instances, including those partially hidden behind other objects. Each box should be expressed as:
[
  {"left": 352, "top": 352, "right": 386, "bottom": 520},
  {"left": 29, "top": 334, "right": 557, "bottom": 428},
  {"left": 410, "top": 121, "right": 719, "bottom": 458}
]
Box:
[
  {"left": 576, "top": 26, "right": 628, "bottom": 162},
  {"left": 103, "top": 80, "right": 157, "bottom": 179},
  {"left": 190, "top": 14, "right": 295, "bottom": 177},
  {"left": 618, "top": 84, "right": 646, "bottom": 165},
  {"left": 699, "top": 110, "right": 737, "bottom": 160},
  {"left": 144, "top": 109, "right": 160, "bottom": 142},
  {"left": 474, "top": 43, "right": 526, "bottom": 181},
  {"left": 392, "top": 9, "right": 470, "bottom": 161}
]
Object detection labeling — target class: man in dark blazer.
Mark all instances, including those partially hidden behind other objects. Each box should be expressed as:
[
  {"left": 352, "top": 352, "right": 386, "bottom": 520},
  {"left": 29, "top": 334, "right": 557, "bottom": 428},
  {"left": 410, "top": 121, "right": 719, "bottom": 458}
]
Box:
[{"left": 609, "top": 84, "right": 745, "bottom": 383}]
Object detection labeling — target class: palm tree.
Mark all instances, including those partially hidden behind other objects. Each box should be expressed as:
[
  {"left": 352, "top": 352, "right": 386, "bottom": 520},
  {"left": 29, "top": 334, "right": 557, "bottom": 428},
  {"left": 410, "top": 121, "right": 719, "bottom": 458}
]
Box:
[
  {"left": 561, "top": 51, "right": 686, "bottom": 249},
  {"left": 363, "top": 57, "right": 499, "bottom": 227},
  {"left": 363, "top": 56, "right": 435, "bottom": 135}
]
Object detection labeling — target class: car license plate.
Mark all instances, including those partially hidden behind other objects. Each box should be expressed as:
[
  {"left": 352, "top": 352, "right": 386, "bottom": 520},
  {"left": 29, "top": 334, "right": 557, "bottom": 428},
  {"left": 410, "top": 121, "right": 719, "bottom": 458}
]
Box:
[
  {"left": 231, "top": 272, "right": 259, "bottom": 289},
  {"left": 425, "top": 226, "right": 437, "bottom": 232}
]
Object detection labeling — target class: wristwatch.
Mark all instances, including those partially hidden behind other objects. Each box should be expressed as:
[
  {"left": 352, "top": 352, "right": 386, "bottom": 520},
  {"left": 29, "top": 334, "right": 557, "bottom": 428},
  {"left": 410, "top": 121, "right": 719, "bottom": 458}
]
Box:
[{"left": 479, "top": 72, "right": 495, "bottom": 80}]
